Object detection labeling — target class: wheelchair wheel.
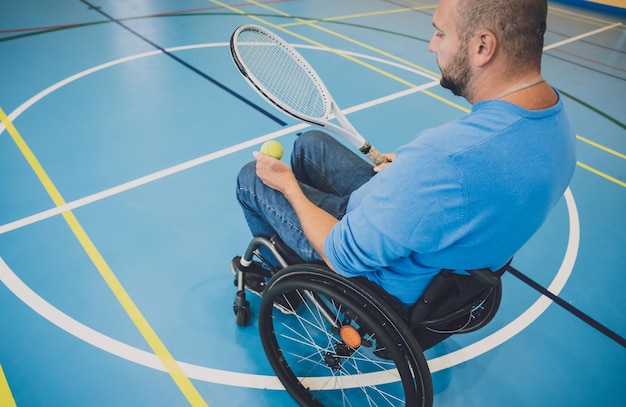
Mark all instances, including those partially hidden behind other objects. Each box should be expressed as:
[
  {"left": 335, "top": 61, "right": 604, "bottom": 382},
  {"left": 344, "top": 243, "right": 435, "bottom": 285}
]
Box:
[{"left": 258, "top": 264, "right": 433, "bottom": 407}]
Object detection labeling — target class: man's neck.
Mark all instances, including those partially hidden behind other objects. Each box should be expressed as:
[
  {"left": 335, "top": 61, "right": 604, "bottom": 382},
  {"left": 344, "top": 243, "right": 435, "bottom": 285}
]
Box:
[{"left": 468, "top": 71, "right": 557, "bottom": 110}]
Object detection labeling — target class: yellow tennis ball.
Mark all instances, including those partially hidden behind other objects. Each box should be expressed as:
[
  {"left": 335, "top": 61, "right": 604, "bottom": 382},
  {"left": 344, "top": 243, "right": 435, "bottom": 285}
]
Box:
[{"left": 260, "top": 140, "right": 284, "bottom": 160}]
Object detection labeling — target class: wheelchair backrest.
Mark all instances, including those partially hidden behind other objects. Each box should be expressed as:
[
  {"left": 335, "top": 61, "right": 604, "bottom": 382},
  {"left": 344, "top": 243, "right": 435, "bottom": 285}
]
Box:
[{"left": 407, "top": 260, "right": 510, "bottom": 350}]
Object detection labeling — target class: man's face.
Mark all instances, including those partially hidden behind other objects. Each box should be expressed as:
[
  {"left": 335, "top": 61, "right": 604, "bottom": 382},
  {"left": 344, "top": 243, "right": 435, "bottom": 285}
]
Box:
[
  {"left": 438, "top": 43, "right": 471, "bottom": 97},
  {"left": 428, "top": 0, "right": 472, "bottom": 98}
]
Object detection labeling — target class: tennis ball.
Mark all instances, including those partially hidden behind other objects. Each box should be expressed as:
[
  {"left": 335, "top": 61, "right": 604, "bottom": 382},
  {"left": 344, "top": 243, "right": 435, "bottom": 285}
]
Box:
[{"left": 260, "top": 140, "right": 284, "bottom": 160}]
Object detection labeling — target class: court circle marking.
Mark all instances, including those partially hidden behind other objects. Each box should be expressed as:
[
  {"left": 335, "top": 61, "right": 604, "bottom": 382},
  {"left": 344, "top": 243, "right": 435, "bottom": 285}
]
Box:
[{"left": 0, "top": 43, "right": 579, "bottom": 389}]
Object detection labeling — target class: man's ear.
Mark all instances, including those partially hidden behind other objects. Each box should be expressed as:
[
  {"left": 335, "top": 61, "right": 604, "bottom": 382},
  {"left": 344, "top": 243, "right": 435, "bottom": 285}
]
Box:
[{"left": 471, "top": 30, "right": 497, "bottom": 67}]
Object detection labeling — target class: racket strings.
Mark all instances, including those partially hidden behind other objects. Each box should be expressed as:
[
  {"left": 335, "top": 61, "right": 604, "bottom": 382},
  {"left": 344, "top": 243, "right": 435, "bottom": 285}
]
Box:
[{"left": 236, "top": 30, "right": 328, "bottom": 119}]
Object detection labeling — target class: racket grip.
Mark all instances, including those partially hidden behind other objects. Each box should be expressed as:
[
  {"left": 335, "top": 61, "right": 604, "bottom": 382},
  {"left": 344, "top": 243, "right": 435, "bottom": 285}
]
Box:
[{"left": 359, "top": 142, "right": 389, "bottom": 166}]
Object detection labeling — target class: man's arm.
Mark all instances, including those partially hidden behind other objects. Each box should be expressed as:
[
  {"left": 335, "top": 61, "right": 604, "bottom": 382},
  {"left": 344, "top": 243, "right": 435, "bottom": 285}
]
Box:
[{"left": 254, "top": 152, "right": 337, "bottom": 267}]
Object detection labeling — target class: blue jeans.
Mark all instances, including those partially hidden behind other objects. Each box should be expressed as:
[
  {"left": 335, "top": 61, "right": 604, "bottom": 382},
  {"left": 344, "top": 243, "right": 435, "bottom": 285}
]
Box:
[{"left": 236, "top": 130, "right": 375, "bottom": 262}]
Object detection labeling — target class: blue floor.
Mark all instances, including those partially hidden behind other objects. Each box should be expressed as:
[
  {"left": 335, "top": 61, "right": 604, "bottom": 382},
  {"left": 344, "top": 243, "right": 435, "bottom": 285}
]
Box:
[{"left": 1, "top": 0, "right": 625, "bottom": 406}]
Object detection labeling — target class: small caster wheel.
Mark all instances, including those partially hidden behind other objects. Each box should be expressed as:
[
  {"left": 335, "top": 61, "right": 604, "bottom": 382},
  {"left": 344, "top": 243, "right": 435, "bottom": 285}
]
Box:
[
  {"left": 236, "top": 304, "right": 251, "bottom": 326},
  {"left": 234, "top": 290, "right": 251, "bottom": 326}
]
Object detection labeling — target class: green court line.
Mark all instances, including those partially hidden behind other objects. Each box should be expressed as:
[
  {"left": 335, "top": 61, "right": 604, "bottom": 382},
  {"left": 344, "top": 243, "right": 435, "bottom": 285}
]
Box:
[{"left": 2, "top": 5, "right": 622, "bottom": 185}]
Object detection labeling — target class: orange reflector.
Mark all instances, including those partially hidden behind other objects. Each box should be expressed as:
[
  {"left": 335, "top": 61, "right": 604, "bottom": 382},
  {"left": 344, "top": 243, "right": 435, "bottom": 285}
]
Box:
[{"left": 340, "top": 325, "right": 362, "bottom": 349}]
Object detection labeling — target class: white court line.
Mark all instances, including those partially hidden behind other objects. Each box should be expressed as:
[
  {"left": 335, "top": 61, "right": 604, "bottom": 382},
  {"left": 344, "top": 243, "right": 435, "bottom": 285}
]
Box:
[
  {"left": 0, "top": 39, "right": 581, "bottom": 388},
  {"left": 2, "top": 17, "right": 617, "bottom": 236},
  {"left": 428, "top": 188, "right": 579, "bottom": 372},
  {"left": 543, "top": 22, "right": 623, "bottom": 51},
  {"left": 0, "top": 123, "right": 298, "bottom": 235},
  {"left": 0, "top": 188, "right": 579, "bottom": 388},
  {"left": 0, "top": 43, "right": 437, "bottom": 235},
  {"left": 0, "top": 256, "right": 282, "bottom": 390},
  {"left": 0, "top": 82, "right": 437, "bottom": 235},
  {"left": 1, "top": 20, "right": 616, "bottom": 234}
]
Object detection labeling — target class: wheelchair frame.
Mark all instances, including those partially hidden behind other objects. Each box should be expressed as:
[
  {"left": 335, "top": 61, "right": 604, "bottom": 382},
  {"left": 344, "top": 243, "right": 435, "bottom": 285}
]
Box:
[{"left": 232, "top": 236, "right": 506, "bottom": 407}]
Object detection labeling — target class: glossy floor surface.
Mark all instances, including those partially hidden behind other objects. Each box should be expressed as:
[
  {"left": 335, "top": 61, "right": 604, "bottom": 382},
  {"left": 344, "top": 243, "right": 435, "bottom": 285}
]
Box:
[{"left": 1, "top": 1, "right": 625, "bottom": 406}]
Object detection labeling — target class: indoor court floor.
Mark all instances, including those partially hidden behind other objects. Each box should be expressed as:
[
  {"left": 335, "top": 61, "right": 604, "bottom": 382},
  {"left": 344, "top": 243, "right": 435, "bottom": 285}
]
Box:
[{"left": 1, "top": 0, "right": 625, "bottom": 406}]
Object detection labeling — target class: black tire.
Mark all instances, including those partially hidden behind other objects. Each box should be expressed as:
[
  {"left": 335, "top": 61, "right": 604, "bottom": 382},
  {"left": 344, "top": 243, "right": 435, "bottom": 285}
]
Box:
[
  {"left": 235, "top": 303, "right": 251, "bottom": 326},
  {"left": 258, "top": 264, "right": 433, "bottom": 407}
]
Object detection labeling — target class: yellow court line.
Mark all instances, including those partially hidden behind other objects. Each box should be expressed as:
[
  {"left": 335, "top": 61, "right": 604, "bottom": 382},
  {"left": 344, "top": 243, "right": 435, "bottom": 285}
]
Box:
[
  {"left": 321, "top": 5, "right": 433, "bottom": 22},
  {"left": 249, "top": 0, "right": 472, "bottom": 113},
  {"left": 214, "top": 0, "right": 469, "bottom": 112},
  {"left": 0, "top": 364, "right": 17, "bottom": 407},
  {"left": 577, "top": 134, "right": 626, "bottom": 160},
  {"left": 280, "top": 5, "right": 435, "bottom": 26},
  {"left": 421, "top": 89, "right": 470, "bottom": 113},
  {"left": 577, "top": 161, "right": 626, "bottom": 188},
  {"left": 250, "top": 0, "right": 626, "bottom": 184},
  {"left": 248, "top": 0, "right": 469, "bottom": 113},
  {"left": 0, "top": 108, "right": 208, "bottom": 407},
  {"left": 214, "top": 0, "right": 623, "bottom": 188},
  {"left": 249, "top": 0, "right": 441, "bottom": 78},
  {"left": 283, "top": 16, "right": 441, "bottom": 78},
  {"left": 213, "top": 0, "right": 419, "bottom": 87}
]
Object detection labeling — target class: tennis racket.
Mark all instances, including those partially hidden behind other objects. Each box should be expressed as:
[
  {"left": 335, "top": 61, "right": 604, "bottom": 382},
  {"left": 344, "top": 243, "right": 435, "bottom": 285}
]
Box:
[{"left": 230, "top": 24, "right": 388, "bottom": 165}]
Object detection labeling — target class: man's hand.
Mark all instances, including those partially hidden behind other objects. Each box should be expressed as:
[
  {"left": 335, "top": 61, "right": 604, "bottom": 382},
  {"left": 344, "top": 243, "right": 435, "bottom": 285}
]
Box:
[
  {"left": 254, "top": 150, "right": 338, "bottom": 268},
  {"left": 254, "top": 151, "right": 299, "bottom": 195},
  {"left": 373, "top": 153, "right": 395, "bottom": 172}
]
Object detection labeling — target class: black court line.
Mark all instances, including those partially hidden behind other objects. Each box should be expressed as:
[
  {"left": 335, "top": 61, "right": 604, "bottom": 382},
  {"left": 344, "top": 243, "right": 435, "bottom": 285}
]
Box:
[
  {"left": 80, "top": 0, "right": 626, "bottom": 352},
  {"left": 507, "top": 265, "right": 626, "bottom": 348},
  {"left": 79, "top": 0, "right": 287, "bottom": 127}
]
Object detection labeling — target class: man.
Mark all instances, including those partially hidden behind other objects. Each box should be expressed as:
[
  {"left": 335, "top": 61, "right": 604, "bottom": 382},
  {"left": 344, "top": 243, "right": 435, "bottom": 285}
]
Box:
[{"left": 235, "top": 0, "right": 576, "bottom": 307}]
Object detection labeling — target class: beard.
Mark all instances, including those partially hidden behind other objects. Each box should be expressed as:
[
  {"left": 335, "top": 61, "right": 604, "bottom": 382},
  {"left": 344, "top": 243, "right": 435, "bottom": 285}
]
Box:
[{"left": 438, "top": 47, "right": 472, "bottom": 98}]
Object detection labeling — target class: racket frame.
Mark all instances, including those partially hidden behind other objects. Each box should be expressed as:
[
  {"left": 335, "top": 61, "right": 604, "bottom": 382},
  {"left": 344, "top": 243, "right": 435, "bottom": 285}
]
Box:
[{"left": 230, "top": 24, "right": 387, "bottom": 165}]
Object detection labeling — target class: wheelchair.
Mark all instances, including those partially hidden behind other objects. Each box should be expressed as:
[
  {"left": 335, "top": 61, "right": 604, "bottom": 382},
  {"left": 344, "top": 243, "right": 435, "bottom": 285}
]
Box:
[{"left": 232, "top": 236, "right": 507, "bottom": 407}]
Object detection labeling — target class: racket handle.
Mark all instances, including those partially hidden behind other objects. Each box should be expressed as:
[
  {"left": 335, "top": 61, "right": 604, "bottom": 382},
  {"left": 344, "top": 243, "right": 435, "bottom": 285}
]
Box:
[{"left": 359, "top": 142, "right": 389, "bottom": 165}]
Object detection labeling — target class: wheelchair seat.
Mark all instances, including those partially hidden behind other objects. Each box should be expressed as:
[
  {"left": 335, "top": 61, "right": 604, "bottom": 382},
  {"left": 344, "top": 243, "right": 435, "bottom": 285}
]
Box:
[{"left": 231, "top": 235, "right": 508, "bottom": 406}]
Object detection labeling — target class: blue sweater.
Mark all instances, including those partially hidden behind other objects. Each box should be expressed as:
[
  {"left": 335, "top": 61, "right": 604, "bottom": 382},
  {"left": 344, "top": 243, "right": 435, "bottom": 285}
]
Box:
[{"left": 324, "top": 96, "right": 576, "bottom": 306}]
